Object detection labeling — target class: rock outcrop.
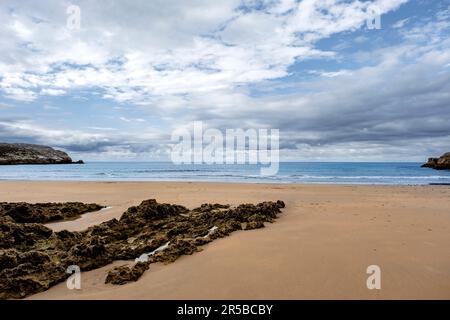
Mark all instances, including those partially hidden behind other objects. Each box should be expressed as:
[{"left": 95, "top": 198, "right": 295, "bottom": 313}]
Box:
[
  {"left": 0, "top": 199, "right": 285, "bottom": 299},
  {"left": 0, "top": 143, "right": 83, "bottom": 165},
  {"left": 0, "top": 202, "right": 104, "bottom": 224},
  {"left": 421, "top": 152, "right": 450, "bottom": 170}
]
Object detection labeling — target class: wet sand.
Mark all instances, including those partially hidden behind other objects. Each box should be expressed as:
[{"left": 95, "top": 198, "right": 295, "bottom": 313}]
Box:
[{"left": 1, "top": 181, "right": 449, "bottom": 299}]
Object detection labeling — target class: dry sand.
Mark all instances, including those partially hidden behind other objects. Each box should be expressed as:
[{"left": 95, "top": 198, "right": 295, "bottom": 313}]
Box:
[{"left": 1, "top": 181, "right": 449, "bottom": 299}]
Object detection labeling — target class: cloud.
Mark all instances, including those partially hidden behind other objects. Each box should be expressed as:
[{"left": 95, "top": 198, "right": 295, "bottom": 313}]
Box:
[
  {"left": 308, "top": 69, "right": 353, "bottom": 78},
  {"left": 150, "top": 12, "right": 450, "bottom": 161},
  {"left": 392, "top": 17, "right": 410, "bottom": 29},
  {"left": 2, "top": 0, "right": 449, "bottom": 161},
  {"left": 40, "top": 88, "right": 66, "bottom": 96},
  {"left": 0, "top": 0, "right": 406, "bottom": 104},
  {"left": 0, "top": 102, "right": 13, "bottom": 109},
  {"left": 42, "top": 104, "right": 60, "bottom": 110},
  {"left": 0, "top": 118, "right": 168, "bottom": 158},
  {"left": 119, "top": 117, "right": 146, "bottom": 123}
]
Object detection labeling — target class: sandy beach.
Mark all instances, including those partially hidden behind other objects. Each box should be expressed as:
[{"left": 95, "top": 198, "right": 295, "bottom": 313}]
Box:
[{"left": 1, "top": 181, "right": 449, "bottom": 300}]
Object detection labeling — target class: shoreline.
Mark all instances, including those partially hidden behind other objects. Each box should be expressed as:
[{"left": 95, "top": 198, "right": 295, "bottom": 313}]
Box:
[
  {"left": 1, "top": 181, "right": 450, "bottom": 299},
  {"left": 1, "top": 178, "right": 450, "bottom": 186},
  {"left": 2, "top": 162, "right": 449, "bottom": 186}
]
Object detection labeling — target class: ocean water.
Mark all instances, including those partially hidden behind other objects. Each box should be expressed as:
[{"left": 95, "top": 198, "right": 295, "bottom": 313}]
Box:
[{"left": 0, "top": 162, "right": 450, "bottom": 185}]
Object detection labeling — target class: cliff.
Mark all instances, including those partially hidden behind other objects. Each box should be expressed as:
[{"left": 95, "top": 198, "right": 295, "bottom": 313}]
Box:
[
  {"left": 421, "top": 152, "right": 450, "bottom": 170},
  {"left": 0, "top": 143, "right": 83, "bottom": 165}
]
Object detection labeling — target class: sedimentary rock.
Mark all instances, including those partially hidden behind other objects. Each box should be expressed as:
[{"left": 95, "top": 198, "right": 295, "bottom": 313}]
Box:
[
  {"left": 0, "top": 202, "right": 104, "bottom": 223},
  {"left": 0, "top": 143, "right": 83, "bottom": 165},
  {"left": 105, "top": 262, "right": 150, "bottom": 285},
  {"left": 421, "top": 152, "right": 450, "bottom": 170},
  {"left": 0, "top": 199, "right": 285, "bottom": 299}
]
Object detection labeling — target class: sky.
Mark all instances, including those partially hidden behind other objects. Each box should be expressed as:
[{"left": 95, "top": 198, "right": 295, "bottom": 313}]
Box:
[{"left": 0, "top": 0, "right": 449, "bottom": 162}]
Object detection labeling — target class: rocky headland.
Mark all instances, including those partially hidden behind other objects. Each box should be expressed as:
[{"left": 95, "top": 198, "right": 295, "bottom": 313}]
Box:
[
  {"left": 421, "top": 152, "right": 450, "bottom": 170},
  {"left": 0, "top": 199, "right": 285, "bottom": 299},
  {"left": 0, "top": 143, "right": 84, "bottom": 165}
]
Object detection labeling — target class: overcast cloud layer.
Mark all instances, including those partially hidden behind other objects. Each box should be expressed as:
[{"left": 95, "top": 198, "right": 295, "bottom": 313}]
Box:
[{"left": 0, "top": 0, "right": 449, "bottom": 161}]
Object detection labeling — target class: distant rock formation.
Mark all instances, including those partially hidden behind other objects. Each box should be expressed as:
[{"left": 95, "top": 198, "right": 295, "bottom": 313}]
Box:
[
  {"left": 0, "top": 143, "right": 83, "bottom": 165},
  {"left": 422, "top": 152, "right": 450, "bottom": 170}
]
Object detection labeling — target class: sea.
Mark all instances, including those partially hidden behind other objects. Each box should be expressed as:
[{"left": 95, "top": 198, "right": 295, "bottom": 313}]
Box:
[{"left": 1, "top": 162, "right": 450, "bottom": 185}]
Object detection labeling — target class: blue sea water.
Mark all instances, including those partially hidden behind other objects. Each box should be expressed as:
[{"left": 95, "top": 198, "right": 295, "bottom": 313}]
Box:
[{"left": 0, "top": 162, "right": 450, "bottom": 185}]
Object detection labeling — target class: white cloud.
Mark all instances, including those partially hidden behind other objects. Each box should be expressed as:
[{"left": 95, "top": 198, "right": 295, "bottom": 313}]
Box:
[
  {"left": 309, "top": 69, "right": 353, "bottom": 78},
  {"left": 119, "top": 117, "right": 146, "bottom": 123},
  {"left": 42, "top": 104, "right": 60, "bottom": 110},
  {"left": 0, "top": 0, "right": 407, "bottom": 105},
  {"left": 392, "top": 17, "right": 410, "bottom": 29},
  {"left": 40, "top": 88, "right": 66, "bottom": 96},
  {"left": 2, "top": 87, "right": 36, "bottom": 102}
]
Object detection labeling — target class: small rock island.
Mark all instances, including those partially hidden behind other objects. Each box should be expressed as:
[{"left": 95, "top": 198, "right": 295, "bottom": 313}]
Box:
[
  {"left": 0, "top": 143, "right": 84, "bottom": 165},
  {"left": 422, "top": 152, "right": 450, "bottom": 170}
]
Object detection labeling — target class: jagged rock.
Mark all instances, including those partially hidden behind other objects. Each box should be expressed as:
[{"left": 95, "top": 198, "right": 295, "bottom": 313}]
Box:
[
  {"left": 245, "top": 221, "right": 265, "bottom": 230},
  {"left": 151, "top": 239, "right": 200, "bottom": 263},
  {"left": 0, "top": 261, "right": 66, "bottom": 299},
  {"left": 105, "top": 262, "right": 150, "bottom": 285},
  {"left": 0, "top": 248, "right": 66, "bottom": 299},
  {"left": 422, "top": 152, "right": 450, "bottom": 170},
  {"left": 0, "top": 249, "right": 19, "bottom": 270},
  {"left": 0, "top": 143, "right": 83, "bottom": 165},
  {"left": 0, "top": 216, "right": 53, "bottom": 249},
  {"left": 66, "top": 236, "right": 112, "bottom": 270},
  {"left": 0, "top": 199, "right": 286, "bottom": 299},
  {"left": 0, "top": 202, "right": 104, "bottom": 223}
]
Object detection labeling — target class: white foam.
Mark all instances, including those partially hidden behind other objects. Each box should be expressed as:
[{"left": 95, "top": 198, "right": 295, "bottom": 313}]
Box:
[
  {"left": 204, "top": 226, "right": 218, "bottom": 238},
  {"left": 135, "top": 241, "right": 170, "bottom": 263}
]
